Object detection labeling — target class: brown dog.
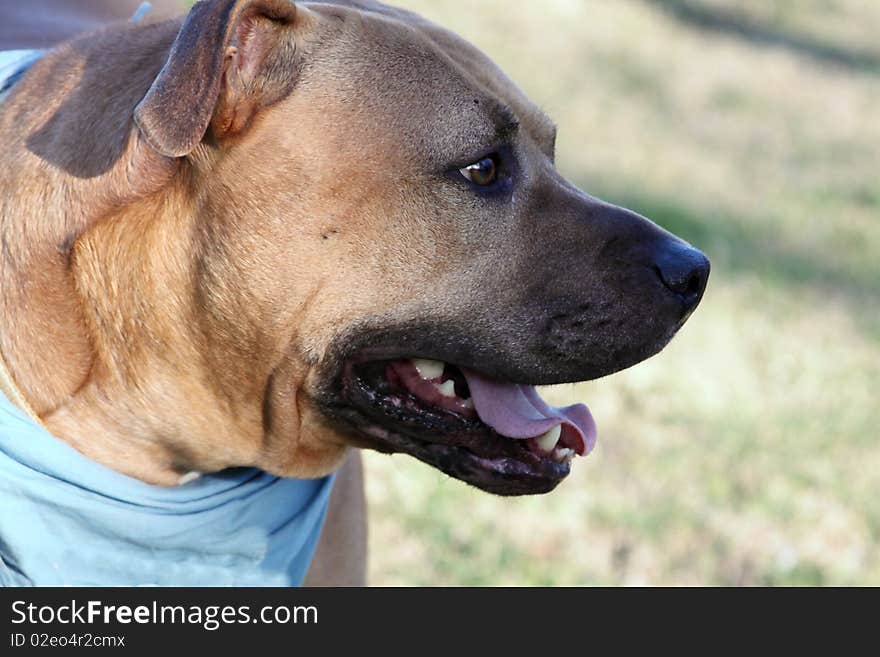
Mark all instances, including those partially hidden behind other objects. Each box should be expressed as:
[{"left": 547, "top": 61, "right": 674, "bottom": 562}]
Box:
[{"left": 0, "top": 0, "right": 708, "bottom": 585}]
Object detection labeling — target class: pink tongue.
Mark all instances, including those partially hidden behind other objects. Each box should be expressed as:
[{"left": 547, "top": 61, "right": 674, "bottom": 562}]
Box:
[{"left": 461, "top": 369, "right": 598, "bottom": 457}]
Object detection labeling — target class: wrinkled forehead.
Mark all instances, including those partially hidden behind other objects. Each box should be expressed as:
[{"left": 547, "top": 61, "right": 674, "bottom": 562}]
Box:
[{"left": 298, "top": 4, "right": 556, "bottom": 163}]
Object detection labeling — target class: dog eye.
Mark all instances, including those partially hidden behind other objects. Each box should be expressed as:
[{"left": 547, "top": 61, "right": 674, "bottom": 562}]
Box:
[{"left": 459, "top": 156, "right": 499, "bottom": 186}]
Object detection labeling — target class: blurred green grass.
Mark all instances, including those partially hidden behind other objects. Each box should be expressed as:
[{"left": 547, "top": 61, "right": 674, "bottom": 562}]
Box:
[{"left": 361, "top": 0, "right": 880, "bottom": 585}]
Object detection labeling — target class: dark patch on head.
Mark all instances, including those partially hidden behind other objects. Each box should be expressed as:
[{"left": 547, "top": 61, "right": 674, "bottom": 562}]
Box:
[{"left": 26, "top": 22, "right": 177, "bottom": 179}]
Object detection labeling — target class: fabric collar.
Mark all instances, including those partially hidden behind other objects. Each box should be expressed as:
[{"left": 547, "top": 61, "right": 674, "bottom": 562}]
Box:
[{"left": 0, "top": 387, "right": 335, "bottom": 586}]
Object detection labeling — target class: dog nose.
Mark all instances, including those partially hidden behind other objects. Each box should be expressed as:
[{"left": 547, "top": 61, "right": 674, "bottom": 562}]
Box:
[{"left": 653, "top": 241, "right": 710, "bottom": 310}]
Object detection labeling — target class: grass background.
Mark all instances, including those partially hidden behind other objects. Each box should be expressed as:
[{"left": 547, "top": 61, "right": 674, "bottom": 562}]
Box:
[{"left": 357, "top": 0, "right": 880, "bottom": 586}]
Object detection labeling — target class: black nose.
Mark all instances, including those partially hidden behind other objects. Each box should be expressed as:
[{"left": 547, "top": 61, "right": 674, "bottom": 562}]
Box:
[{"left": 653, "top": 241, "right": 710, "bottom": 310}]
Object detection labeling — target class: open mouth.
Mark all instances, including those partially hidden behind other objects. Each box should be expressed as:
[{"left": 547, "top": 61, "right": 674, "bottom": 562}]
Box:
[{"left": 332, "top": 357, "right": 597, "bottom": 496}]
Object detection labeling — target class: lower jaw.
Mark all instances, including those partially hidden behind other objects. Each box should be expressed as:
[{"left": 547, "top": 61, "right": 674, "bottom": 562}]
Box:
[
  {"left": 329, "top": 388, "right": 571, "bottom": 496},
  {"left": 409, "top": 442, "right": 569, "bottom": 495}
]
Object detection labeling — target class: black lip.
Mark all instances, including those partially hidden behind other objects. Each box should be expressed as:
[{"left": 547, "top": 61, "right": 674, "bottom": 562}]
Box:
[{"left": 319, "top": 360, "right": 571, "bottom": 496}]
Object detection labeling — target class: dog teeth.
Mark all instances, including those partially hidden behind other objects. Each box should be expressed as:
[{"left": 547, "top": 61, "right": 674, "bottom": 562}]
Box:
[
  {"left": 535, "top": 425, "right": 562, "bottom": 453},
  {"left": 461, "top": 398, "right": 475, "bottom": 409},
  {"left": 412, "top": 358, "right": 445, "bottom": 380},
  {"left": 553, "top": 447, "right": 575, "bottom": 464},
  {"left": 434, "top": 380, "right": 457, "bottom": 398}
]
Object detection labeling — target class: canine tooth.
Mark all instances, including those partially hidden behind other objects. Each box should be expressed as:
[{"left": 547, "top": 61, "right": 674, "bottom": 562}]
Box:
[
  {"left": 553, "top": 447, "right": 575, "bottom": 463},
  {"left": 435, "top": 380, "right": 457, "bottom": 398},
  {"left": 536, "top": 425, "right": 562, "bottom": 453},
  {"left": 461, "top": 398, "right": 474, "bottom": 409},
  {"left": 413, "top": 359, "right": 445, "bottom": 380}
]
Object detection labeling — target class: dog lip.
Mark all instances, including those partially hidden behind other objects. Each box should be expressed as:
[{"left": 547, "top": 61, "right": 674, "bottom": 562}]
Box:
[
  {"left": 325, "top": 358, "right": 574, "bottom": 495},
  {"left": 348, "top": 412, "right": 571, "bottom": 496}
]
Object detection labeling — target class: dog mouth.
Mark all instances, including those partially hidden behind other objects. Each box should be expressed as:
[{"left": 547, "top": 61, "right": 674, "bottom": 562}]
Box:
[{"left": 331, "top": 357, "right": 597, "bottom": 496}]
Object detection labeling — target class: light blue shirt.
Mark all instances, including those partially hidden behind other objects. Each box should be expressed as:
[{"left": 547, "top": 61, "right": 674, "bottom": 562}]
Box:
[{"left": 0, "top": 390, "right": 335, "bottom": 586}]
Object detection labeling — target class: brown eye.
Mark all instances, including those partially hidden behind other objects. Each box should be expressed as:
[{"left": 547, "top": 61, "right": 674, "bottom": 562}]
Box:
[{"left": 460, "top": 156, "right": 498, "bottom": 186}]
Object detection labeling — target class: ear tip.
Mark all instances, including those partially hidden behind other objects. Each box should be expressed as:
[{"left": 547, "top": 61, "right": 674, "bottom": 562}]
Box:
[
  {"left": 133, "top": 102, "right": 199, "bottom": 159},
  {"left": 259, "top": 0, "right": 298, "bottom": 22},
  {"left": 133, "top": 0, "right": 299, "bottom": 159}
]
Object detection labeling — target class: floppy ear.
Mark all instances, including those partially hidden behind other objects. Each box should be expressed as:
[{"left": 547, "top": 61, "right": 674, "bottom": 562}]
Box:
[{"left": 134, "top": 0, "right": 299, "bottom": 158}]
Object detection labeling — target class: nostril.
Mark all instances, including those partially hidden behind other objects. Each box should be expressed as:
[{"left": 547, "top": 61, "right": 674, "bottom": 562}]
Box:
[
  {"left": 683, "top": 270, "right": 703, "bottom": 298},
  {"left": 653, "top": 242, "right": 710, "bottom": 306}
]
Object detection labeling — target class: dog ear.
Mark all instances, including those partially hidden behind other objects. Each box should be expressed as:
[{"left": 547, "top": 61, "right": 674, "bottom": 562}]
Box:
[{"left": 134, "top": 0, "right": 300, "bottom": 158}]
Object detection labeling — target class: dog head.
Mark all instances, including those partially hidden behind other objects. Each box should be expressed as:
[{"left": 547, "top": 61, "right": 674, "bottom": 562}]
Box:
[{"left": 73, "top": 0, "right": 709, "bottom": 493}]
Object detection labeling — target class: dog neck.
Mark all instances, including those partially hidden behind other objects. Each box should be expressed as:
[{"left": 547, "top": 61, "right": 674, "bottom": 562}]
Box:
[
  {"left": 0, "top": 20, "right": 194, "bottom": 481},
  {"left": 0, "top": 348, "right": 41, "bottom": 426},
  {"left": 0, "top": 50, "right": 65, "bottom": 425},
  {"left": 41, "top": 175, "right": 286, "bottom": 485},
  {"left": 0, "top": 20, "right": 182, "bottom": 406}
]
